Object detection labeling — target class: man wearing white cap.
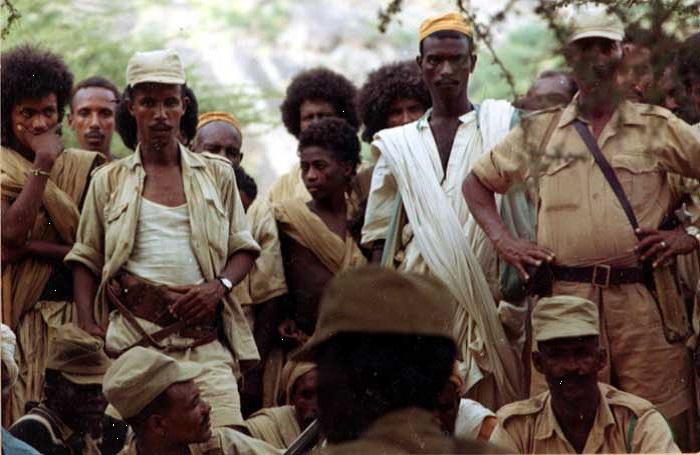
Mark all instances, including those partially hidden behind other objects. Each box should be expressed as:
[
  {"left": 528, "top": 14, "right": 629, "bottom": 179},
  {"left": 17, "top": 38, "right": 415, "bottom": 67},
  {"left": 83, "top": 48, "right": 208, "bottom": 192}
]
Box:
[
  {"left": 490, "top": 295, "right": 678, "bottom": 453},
  {"left": 103, "top": 347, "right": 280, "bottom": 454},
  {"left": 464, "top": 5, "right": 700, "bottom": 448},
  {"left": 66, "top": 49, "right": 261, "bottom": 429}
]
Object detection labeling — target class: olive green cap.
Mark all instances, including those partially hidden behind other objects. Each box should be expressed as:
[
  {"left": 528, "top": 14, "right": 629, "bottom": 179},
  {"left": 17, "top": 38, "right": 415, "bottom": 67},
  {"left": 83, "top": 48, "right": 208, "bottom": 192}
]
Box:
[
  {"left": 47, "top": 323, "right": 111, "bottom": 385},
  {"left": 102, "top": 347, "right": 201, "bottom": 419},
  {"left": 532, "top": 295, "right": 600, "bottom": 342},
  {"left": 293, "top": 266, "right": 457, "bottom": 361}
]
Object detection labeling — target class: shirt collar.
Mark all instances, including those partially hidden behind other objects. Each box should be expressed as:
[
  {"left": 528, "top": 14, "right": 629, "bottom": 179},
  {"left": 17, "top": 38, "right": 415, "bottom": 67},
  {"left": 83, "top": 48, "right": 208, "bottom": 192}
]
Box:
[
  {"left": 535, "top": 385, "right": 616, "bottom": 445},
  {"left": 127, "top": 143, "right": 205, "bottom": 170},
  {"left": 416, "top": 107, "right": 478, "bottom": 130},
  {"left": 557, "top": 93, "right": 645, "bottom": 129}
]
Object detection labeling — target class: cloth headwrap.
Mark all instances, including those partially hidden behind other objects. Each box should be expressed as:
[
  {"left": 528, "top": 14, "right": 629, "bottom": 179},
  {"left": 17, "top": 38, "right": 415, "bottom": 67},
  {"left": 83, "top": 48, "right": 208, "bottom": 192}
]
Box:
[
  {"left": 280, "top": 361, "right": 316, "bottom": 404},
  {"left": 419, "top": 12, "right": 473, "bottom": 42},
  {"left": 1, "top": 323, "right": 19, "bottom": 387},
  {"left": 197, "top": 112, "right": 242, "bottom": 136}
]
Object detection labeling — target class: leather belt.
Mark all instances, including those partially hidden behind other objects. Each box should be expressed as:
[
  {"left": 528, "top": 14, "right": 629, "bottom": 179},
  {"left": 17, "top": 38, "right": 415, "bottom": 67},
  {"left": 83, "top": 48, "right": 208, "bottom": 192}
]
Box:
[{"left": 551, "top": 264, "right": 644, "bottom": 288}]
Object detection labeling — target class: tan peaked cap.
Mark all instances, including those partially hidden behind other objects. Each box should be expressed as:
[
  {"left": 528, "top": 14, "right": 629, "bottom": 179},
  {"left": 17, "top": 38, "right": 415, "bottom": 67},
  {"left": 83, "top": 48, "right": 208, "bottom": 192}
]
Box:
[
  {"left": 293, "top": 266, "right": 457, "bottom": 361},
  {"left": 419, "top": 12, "right": 473, "bottom": 42},
  {"left": 532, "top": 295, "right": 600, "bottom": 342},
  {"left": 126, "top": 49, "right": 185, "bottom": 87},
  {"left": 103, "top": 347, "right": 201, "bottom": 419},
  {"left": 568, "top": 5, "right": 624, "bottom": 44},
  {"left": 47, "top": 323, "right": 111, "bottom": 385}
]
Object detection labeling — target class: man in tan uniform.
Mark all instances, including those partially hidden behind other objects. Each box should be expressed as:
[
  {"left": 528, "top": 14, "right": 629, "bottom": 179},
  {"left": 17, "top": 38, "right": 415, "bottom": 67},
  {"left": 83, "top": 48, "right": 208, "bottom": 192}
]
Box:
[
  {"left": 293, "top": 266, "right": 502, "bottom": 454},
  {"left": 463, "top": 7, "right": 700, "bottom": 448},
  {"left": 244, "top": 362, "right": 317, "bottom": 449},
  {"left": 66, "top": 49, "right": 261, "bottom": 428},
  {"left": 9, "top": 324, "right": 128, "bottom": 455},
  {"left": 103, "top": 347, "right": 281, "bottom": 455},
  {"left": 490, "top": 295, "right": 678, "bottom": 453}
]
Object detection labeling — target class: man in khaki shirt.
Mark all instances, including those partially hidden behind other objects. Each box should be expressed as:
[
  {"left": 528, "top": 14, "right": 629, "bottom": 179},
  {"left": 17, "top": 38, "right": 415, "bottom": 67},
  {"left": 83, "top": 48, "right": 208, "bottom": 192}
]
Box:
[
  {"left": 463, "top": 7, "right": 700, "bottom": 448},
  {"left": 65, "top": 49, "right": 261, "bottom": 428},
  {"left": 103, "top": 347, "right": 281, "bottom": 455},
  {"left": 490, "top": 295, "right": 678, "bottom": 454}
]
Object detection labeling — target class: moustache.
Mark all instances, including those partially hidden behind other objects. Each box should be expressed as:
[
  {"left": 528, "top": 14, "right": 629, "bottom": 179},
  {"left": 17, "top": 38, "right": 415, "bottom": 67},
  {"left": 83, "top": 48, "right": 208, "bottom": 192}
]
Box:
[{"left": 85, "top": 131, "right": 104, "bottom": 139}]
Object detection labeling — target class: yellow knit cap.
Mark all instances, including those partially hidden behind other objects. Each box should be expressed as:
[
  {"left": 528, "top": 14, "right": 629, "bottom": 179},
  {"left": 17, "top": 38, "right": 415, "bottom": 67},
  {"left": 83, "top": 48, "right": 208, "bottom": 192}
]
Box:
[
  {"left": 197, "top": 111, "right": 242, "bottom": 136},
  {"left": 419, "top": 12, "right": 473, "bottom": 42}
]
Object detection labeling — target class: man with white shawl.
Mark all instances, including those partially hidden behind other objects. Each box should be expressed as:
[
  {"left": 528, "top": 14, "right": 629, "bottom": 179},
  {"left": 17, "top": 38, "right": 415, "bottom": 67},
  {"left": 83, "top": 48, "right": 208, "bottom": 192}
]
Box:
[{"left": 361, "top": 12, "right": 524, "bottom": 410}]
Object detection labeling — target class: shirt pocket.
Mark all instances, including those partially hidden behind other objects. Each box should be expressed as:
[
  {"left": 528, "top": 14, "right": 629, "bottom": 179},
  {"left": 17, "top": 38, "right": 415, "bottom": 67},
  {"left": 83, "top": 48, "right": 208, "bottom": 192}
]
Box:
[
  {"left": 538, "top": 158, "right": 580, "bottom": 213},
  {"left": 610, "top": 154, "right": 663, "bottom": 217}
]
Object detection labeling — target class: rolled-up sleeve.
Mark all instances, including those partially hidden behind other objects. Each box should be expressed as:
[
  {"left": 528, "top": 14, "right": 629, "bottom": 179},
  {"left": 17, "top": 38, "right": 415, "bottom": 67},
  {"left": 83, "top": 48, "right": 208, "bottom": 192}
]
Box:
[
  {"left": 472, "top": 124, "right": 530, "bottom": 195},
  {"left": 64, "top": 175, "right": 106, "bottom": 276},
  {"left": 361, "top": 146, "right": 398, "bottom": 246}
]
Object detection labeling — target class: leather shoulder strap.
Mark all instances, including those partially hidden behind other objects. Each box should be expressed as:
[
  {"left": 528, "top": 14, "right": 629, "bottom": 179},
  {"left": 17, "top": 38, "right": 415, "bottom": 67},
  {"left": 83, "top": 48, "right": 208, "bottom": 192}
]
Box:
[{"left": 572, "top": 119, "right": 639, "bottom": 232}]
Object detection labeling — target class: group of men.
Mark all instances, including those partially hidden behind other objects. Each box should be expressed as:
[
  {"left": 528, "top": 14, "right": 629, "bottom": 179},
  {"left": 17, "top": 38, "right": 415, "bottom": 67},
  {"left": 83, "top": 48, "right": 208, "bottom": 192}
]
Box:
[{"left": 2, "top": 3, "right": 700, "bottom": 454}]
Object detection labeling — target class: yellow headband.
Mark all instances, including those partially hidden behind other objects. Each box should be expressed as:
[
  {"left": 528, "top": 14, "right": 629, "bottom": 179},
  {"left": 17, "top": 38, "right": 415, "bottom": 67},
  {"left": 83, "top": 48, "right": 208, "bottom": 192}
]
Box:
[
  {"left": 419, "top": 12, "right": 473, "bottom": 42},
  {"left": 197, "top": 111, "right": 242, "bottom": 136}
]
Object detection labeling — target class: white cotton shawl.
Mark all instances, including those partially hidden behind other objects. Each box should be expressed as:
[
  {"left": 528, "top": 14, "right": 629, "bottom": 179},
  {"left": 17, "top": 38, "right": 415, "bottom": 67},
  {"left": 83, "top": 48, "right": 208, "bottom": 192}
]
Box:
[{"left": 375, "top": 100, "right": 523, "bottom": 406}]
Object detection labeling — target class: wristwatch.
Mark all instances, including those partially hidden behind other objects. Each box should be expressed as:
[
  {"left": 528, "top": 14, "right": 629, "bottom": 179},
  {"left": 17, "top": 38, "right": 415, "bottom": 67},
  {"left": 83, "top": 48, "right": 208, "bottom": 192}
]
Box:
[
  {"left": 685, "top": 226, "right": 700, "bottom": 248},
  {"left": 216, "top": 276, "right": 234, "bottom": 295}
]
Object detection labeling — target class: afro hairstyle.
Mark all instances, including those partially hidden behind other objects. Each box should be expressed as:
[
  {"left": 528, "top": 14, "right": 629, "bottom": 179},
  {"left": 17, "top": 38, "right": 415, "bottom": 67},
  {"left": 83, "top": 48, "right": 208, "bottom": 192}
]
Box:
[
  {"left": 356, "top": 60, "right": 431, "bottom": 143},
  {"left": 280, "top": 67, "right": 359, "bottom": 139},
  {"left": 297, "top": 117, "right": 361, "bottom": 173},
  {"left": 115, "top": 84, "right": 197, "bottom": 150},
  {"left": 1, "top": 44, "right": 74, "bottom": 147}
]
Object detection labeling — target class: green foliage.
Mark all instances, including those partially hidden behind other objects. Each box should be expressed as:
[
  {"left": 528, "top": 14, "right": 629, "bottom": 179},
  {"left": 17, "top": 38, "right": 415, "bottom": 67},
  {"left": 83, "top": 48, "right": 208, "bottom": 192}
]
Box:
[{"left": 1, "top": 0, "right": 270, "bottom": 158}]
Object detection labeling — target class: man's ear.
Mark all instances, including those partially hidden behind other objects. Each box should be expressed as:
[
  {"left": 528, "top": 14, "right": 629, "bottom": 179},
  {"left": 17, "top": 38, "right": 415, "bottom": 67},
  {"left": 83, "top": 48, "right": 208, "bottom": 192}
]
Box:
[
  {"left": 469, "top": 53, "right": 477, "bottom": 74},
  {"left": 126, "top": 99, "right": 135, "bottom": 117},
  {"left": 416, "top": 54, "right": 423, "bottom": 69},
  {"left": 342, "top": 161, "right": 354, "bottom": 179},
  {"left": 148, "top": 413, "right": 168, "bottom": 438},
  {"left": 67, "top": 111, "right": 75, "bottom": 128},
  {"left": 532, "top": 351, "right": 544, "bottom": 375},
  {"left": 595, "top": 346, "right": 607, "bottom": 372},
  {"left": 182, "top": 96, "right": 191, "bottom": 110}
]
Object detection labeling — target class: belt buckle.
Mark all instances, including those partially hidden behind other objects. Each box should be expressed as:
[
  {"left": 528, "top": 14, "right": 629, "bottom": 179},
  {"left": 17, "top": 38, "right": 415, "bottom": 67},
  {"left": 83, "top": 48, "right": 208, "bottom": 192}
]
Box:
[{"left": 592, "top": 264, "right": 611, "bottom": 288}]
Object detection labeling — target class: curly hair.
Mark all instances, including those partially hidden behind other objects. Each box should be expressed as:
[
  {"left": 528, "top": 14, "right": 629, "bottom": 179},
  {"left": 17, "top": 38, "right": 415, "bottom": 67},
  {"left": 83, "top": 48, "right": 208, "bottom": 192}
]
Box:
[
  {"left": 356, "top": 60, "right": 431, "bottom": 143},
  {"left": 115, "top": 84, "right": 198, "bottom": 150},
  {"left": 297, "top": 118, "right": 360, "bottom": 172},
  {"left": 1, "top": 44, "right": 74, "bottom": 147},
  {"left": 280, "top": 67, "right": 359, "bottom": 138},
  {"left": 233, "top": 164, "right": 258, "bottom": 202}
]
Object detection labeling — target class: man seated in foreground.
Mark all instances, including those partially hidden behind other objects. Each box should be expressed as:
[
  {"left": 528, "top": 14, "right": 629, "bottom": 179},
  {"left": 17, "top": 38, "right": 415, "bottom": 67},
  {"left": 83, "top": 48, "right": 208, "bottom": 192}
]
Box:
[{"left": 490, "top": 295, "right": 679, "bottom": 454}]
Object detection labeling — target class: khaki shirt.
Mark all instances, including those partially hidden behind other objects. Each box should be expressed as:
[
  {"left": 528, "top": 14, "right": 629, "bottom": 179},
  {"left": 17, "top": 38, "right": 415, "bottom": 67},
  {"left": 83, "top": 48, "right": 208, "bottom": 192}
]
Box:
[
  {"left": 318, "top": 407, "right": 504, "bottom": 454},
  {"left": 65, "top": 145, "right": 260, "bottom": 364},
  {"left": 118, "top": 427, "right": 282, "bottom": 455},
  {"left": 490, "top": 383, "right": 679, "bottom": 453},
  {"left": 472, "top": 98, "right": 700, "bottom": 267}
]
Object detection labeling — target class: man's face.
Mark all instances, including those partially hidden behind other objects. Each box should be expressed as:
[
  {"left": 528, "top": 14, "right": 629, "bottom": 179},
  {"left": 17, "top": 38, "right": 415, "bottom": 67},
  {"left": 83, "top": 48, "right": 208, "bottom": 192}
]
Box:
[
  {"left": 11, "top": 93, "right": 59, "bottom": 151},
  {"left": 160, "top": 381, "right": 212, "bottom": 444},
  {"left": 299, "top": 100, "right": 336, "bottom": 133},
  {"left": 566, "top": 38, "right": 623, "bottom": 91},
  {"left": 68, "top": 86, "right": 118, "bottom": 155},
  {"left": 299, "top": 145, "right": 351, "bottom": 201},
  {"left": 618, "top": 43, "right": 653, "bottom": 103},
  {"left": 386, "top": 97, "right": 426, "bottom": 128},
  {"left": 533, "top": 336, "right": 605, "bottom": 403},
  {"left": 128, "top": 83, "right": 187, "bottom": 150},
  {"left": 53, "top": 376, "right": 108, "bottom": 436},
  {"left": 291, "top": 369, "right": 319, "bottom": 430},
  {"left": 519, "top": 76, "right": 574, "bottom": 111},
  {"left": 434, "top": 381, "right": 460, "bottom": 435},
  {"left": 418, "top": 36, "right": 475, "bottom": 101},
  {"left": 193, "top": 121, "right": 243, "bottom": 165}
]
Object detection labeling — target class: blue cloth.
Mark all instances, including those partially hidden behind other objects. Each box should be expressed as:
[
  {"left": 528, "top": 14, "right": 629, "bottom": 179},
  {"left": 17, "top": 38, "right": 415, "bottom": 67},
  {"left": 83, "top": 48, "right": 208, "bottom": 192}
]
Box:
[{"left": 2, "top": 429, "right": 41, "bottom": 454}]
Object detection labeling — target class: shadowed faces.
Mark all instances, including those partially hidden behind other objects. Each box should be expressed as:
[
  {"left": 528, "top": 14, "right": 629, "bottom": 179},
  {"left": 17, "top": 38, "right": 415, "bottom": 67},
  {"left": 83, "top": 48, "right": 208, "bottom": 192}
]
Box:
[
  {"left": 299, "top": 145, "right": 352, "bottom": 201},
  {"left": 193, "top": 121, "right": 243, "bottom": 165},
  {"left": 127, "top": 83, "right": 189, "bottom": 151},
  {"left": 299, "top": 100, "right": 336, "bottom": 133},
  {"left": 418, "top": 33, "right": 476, "bottom": 100},
  {"left": 290, "top": 369, "right": 319, "bottom": 430},
  {"left": 566, "top": 38, "right": 623, "bottom": 93},
  {"left": 10, "top": 93, "right": 59, "bottom": 152}
]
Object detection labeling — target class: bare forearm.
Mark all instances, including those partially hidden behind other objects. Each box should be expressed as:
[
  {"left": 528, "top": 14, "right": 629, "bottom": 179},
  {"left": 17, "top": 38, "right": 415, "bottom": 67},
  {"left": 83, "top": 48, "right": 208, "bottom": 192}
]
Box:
[
  {"left": 220, "top": 250, "right": 256, "bottom": 285},
  {"left": 25, "top": 240, "right": 71, "bottom": 262},
  {"left": 73, "top": 263, "right": 99, "bottom": 326},
  {"left": 463, "top": 172, "right": 511, "bottom": 243},
  {"left": 1, "top": 174, "right": 51, "bottom": 246}
]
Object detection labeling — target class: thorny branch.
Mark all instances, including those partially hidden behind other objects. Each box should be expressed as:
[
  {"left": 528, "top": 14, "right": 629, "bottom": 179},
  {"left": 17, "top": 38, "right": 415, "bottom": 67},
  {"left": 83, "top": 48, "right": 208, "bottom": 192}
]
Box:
[{"left": 1, "top": 0, "right": 21, "bottom": 39}]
